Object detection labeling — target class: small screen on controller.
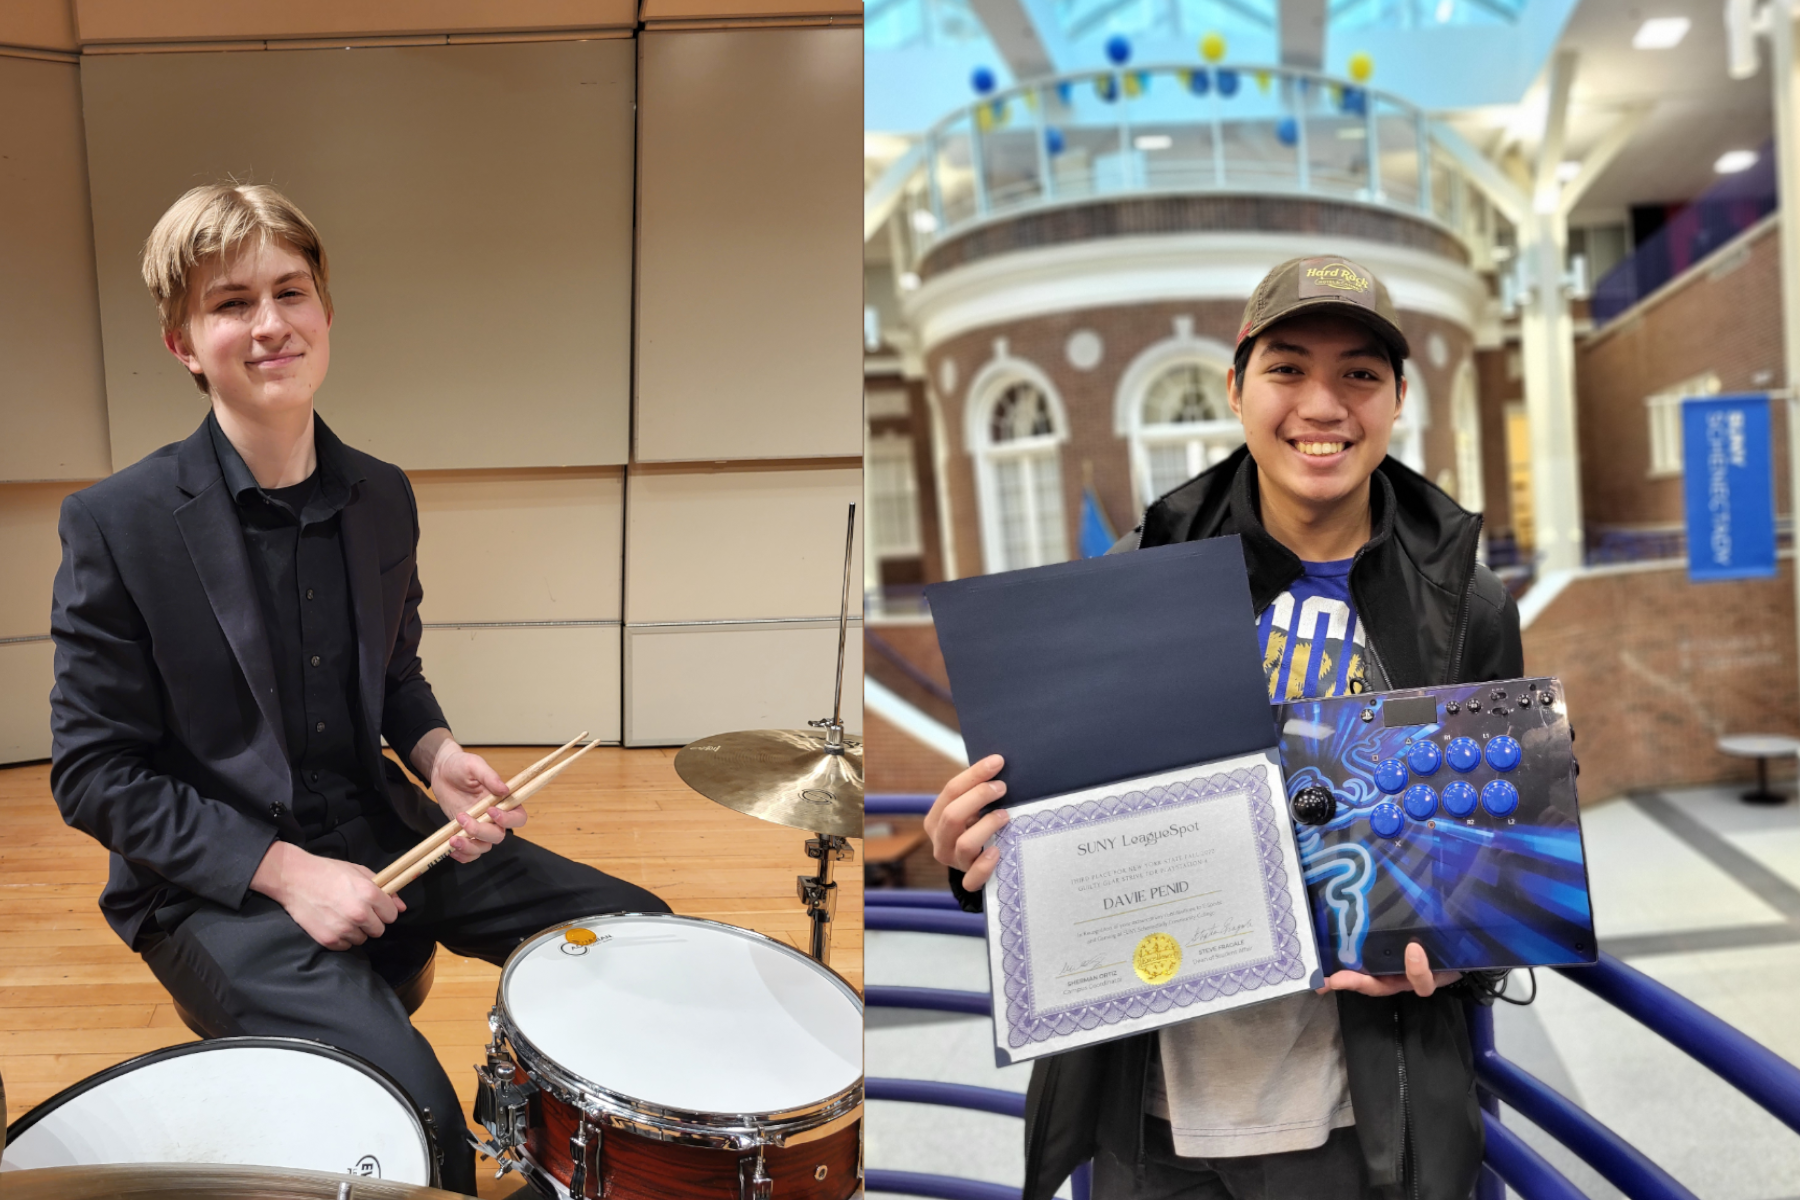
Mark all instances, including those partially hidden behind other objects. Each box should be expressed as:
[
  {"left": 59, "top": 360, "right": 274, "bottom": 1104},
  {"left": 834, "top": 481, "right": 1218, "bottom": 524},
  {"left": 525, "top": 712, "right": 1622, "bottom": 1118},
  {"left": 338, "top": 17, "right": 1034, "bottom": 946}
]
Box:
[{"left": 1382, "top": 696, "right": 1440, "bottom": 727}]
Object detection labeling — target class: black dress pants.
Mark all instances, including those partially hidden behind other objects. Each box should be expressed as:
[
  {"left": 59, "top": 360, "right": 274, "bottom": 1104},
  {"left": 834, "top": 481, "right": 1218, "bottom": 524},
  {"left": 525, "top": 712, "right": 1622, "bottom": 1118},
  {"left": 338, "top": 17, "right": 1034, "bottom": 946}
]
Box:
[
  {"left": 1093, "top": 1117, "right": 1369, "bottom": 1200},
  {"left": 140, "top": 833, "right": 669, "bottom": 1196}
]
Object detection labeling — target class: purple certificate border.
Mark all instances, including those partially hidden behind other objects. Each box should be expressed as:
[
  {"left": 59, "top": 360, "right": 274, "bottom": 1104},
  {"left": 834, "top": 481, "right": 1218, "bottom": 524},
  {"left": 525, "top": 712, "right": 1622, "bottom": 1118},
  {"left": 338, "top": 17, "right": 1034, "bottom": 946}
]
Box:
[{"left": 992, "top": 764, "right": 1308, "bottom": 1049}]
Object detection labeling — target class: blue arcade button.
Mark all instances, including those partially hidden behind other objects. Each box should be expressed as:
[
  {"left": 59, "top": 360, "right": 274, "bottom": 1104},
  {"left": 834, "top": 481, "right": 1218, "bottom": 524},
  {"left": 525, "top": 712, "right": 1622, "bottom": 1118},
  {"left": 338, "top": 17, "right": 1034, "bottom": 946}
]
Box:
[
  {"left": 1406, "top": 740, "right": 1442, "bottom": 776},
  {"left": 1482, "top": 779, "right": 1520, "bottom": 817},
  {"left": 1442, "top": 780, "right": 1478, "bottom": 817},
  {"left": 1370, "top": 802, "right": 1405, "bottom": 839},
  {"left": 1446, "top": 737, "right": 1482, "bottom": 772},
  {"left": 1402, "top": 783, "right": 1437, "bottom": 820},
  {"left": 1374, "top": 758, "right": 1408, "bottom": 794},
  {"left": 1485, "top": 735, "right": 1522, "bottom": 773}
]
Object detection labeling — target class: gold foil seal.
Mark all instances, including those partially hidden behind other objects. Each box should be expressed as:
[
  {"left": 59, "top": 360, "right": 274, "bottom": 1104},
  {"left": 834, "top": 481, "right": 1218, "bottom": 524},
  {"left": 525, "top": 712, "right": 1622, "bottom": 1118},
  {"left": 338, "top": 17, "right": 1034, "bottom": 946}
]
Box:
[
  {"left": 564, "top": 927, "right": 598, "bottom": 946},
  {"left": 1133, "top": 933, "right": 1182, "bottom": 985}
]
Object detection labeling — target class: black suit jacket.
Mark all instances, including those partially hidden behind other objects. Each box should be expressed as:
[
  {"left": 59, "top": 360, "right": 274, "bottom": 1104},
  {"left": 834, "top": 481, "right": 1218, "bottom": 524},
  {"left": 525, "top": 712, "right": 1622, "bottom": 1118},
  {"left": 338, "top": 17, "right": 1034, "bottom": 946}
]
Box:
[{"left": 50, "top": 416, "right": 447, "bottom": 949}]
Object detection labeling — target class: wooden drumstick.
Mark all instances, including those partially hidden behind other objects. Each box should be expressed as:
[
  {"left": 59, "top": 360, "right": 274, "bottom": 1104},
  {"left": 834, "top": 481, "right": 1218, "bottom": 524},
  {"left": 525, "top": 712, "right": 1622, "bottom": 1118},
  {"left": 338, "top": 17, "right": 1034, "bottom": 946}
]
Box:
[
  {"left": 373, "top": 731, "right": 587, "bottom": 889},
  {"left": 380, "top": 737, "right": 601, "bottom": 895}
]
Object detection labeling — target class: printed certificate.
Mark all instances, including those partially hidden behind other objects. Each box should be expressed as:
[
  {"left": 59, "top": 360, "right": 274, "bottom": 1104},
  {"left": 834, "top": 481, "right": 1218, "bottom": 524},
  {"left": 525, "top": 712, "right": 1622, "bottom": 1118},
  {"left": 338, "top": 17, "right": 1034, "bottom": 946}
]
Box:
[{"left": 984, "top": 750, "right": 1322, "bottom": 1064}]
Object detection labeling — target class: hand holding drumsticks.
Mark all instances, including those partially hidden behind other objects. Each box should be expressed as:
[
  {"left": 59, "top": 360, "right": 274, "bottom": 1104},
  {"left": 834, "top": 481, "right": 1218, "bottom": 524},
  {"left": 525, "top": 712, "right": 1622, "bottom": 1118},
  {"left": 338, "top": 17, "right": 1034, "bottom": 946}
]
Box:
[{"left": 376, "top": 734, "right": 600, "bottom": 895}]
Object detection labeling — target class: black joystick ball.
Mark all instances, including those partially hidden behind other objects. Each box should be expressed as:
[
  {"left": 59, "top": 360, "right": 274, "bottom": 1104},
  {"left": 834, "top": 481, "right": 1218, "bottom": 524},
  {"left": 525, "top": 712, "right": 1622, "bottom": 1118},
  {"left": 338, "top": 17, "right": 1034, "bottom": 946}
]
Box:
[{"left": 1292, "top": 785, "right": 1338, "bottom": 826}]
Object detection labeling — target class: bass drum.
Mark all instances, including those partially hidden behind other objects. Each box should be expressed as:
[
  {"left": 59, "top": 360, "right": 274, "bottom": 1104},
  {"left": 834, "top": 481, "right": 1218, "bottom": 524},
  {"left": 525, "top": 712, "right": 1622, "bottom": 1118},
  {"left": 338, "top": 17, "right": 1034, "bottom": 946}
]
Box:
[
  {"left": 1, "top": 1037, "right": 438, "bottom": 1187},
  {"left": 476, "top": 913, "right": 863, "bottom": 1200}
]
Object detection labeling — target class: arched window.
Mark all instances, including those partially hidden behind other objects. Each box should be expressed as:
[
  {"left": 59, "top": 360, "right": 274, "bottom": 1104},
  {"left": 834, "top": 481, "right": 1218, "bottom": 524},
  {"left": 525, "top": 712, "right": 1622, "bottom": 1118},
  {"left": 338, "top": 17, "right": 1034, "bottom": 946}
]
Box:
[
  {"left": 973, "top": 378, "right": 1068, "bottom": 571},
  {"left": 1130, "top": 358, "right": 1243, "bottom": 504}
]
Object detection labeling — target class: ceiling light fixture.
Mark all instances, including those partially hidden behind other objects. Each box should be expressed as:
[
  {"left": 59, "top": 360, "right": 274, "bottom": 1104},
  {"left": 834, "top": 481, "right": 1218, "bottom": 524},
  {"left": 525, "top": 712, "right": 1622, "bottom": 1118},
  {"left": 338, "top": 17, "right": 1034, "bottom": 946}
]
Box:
[
  {"left": 1715, "top": 148, "right": 1758, "bottom": 173},
  {"left": 1134, "top": 134, "right": 1173, "bottom": 151},
  {"left": 910, "top": 209, "right": 940, "bottom": 233},
  {"left": 1436, "top": 0, "right": 1453, "bottom": 20},
  {"left": 1556, "top": 159, "right": 1582, "bottom": 181},
  {"left": 1632, "top": 17, "right": 1690, "bottom": 48}
]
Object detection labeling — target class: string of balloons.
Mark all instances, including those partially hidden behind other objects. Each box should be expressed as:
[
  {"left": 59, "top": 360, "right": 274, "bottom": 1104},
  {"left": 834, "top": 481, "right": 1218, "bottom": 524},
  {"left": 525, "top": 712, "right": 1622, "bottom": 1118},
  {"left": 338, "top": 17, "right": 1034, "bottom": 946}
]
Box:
[{"left": 967, "top": 37, "right": 1377, "bottom": 155}]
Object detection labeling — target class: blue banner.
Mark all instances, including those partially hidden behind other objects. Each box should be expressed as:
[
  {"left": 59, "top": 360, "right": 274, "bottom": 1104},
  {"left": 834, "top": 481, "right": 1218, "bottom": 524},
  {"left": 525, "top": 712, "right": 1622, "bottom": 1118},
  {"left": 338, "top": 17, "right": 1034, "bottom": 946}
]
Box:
[{"left": 1683, "top": 394, "right": 1777, "bottom": 581}]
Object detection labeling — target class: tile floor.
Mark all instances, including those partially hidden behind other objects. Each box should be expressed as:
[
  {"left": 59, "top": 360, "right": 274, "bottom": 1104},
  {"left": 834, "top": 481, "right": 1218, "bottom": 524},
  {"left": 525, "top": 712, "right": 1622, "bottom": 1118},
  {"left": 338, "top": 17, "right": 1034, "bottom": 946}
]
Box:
[{"left": 865, "top": 783, "right": 1800, "bottom": 1200}]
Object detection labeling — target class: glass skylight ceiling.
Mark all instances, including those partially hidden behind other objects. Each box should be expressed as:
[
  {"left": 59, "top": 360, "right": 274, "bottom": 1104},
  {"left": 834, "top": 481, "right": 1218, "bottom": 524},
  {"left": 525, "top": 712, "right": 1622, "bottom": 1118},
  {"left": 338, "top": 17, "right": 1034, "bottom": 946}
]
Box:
[
  {"left": 1048, "top": 0, "right": 1276, "bottom": 43},
  {"left": 866, "top": 0, "right": 999, "bottom": 51},
  {"left": 1329, "top": 0, "right": 1527, "bottom": 32}
]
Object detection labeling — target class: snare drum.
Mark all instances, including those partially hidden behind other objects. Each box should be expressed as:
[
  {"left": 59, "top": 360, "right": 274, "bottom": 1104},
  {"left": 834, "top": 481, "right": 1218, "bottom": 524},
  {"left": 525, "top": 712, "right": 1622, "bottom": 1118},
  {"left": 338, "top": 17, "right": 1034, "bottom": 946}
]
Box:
[
  {"left": 1, "top": 1037, "right": 439, "bottom": 1185},
  {"left": 475, "top": 913, "right": 863, "bottom": 1200}
]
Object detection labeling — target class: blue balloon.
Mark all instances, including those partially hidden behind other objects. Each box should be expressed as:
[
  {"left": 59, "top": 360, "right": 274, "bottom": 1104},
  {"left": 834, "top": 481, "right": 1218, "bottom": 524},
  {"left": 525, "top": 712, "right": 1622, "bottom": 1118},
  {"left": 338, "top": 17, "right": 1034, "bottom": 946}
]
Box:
[
  {"left": 1217, "top": 68, "right": 1240, "bottom": 97},
  {"left": 1277, "top": 115, "right": 1299, "bottom": 146},
  {"left": 1045, "top": 127, "right": 1066, "bottom": 155},
  {"left": 971, "top": 66, "right": 996, "bottom": 95},
  {"left": 1105, "top": 34, "right": 1132, "bottom": 64},
  {"left": 1340, "top": 86, "right": 1366, "bottom": 116},
  {"left": 1187, "top": 68, "right": 1210, "bottom": 96}
]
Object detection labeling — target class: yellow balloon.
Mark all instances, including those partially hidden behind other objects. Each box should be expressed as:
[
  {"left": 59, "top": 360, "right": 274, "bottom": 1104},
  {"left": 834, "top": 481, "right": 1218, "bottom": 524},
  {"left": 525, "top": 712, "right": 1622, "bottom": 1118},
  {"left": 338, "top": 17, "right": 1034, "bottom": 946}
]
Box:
[
  {"left": 1200, "top": 31, "right": 1227, "bottom": 62},
  {"left": 1348, "top": 51, "right": 1374, "bottom": 82}
]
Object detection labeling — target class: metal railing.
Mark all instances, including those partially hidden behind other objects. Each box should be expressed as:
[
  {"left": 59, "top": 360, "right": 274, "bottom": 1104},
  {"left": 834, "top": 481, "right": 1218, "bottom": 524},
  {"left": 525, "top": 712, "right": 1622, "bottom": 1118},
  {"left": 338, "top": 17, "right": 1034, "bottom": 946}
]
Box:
[
  {"left": 901, "top": 63, "right": 1501, "bottom": 268},
  {"left": 865, "top": 793, "right": 1800, "bottom": 1199}
]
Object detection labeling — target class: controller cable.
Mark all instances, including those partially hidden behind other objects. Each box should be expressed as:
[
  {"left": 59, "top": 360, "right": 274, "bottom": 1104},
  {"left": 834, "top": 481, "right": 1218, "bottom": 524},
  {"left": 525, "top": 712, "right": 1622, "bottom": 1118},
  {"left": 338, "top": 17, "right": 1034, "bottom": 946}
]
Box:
[{"left": 1486, "top": 968, "right": 1538, "bottom": 1006}]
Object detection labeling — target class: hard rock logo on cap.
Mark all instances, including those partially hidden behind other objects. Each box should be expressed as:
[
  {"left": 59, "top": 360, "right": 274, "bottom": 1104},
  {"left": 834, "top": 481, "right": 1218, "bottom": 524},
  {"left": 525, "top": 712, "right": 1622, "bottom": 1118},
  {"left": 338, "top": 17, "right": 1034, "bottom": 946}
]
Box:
[{"left": 1298, "top": 259, "right": 1373, "bottom": 299}]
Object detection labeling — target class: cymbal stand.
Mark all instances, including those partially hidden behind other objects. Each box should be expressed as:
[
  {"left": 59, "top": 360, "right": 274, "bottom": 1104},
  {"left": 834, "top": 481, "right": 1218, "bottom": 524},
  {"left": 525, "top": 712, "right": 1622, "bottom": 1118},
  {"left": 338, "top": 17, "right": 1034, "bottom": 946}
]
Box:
[
  {"left": 801, "top": 503, "right": 858, "bottom": 964},
  {"left": 799, "top": 834, "right": 854, "bottom": 965}
]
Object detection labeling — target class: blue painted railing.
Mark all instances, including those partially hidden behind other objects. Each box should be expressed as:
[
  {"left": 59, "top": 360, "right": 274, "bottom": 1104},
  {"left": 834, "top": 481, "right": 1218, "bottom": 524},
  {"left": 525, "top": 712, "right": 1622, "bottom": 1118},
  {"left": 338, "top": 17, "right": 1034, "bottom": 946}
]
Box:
[{"left": 865, "top": 793, "right": 1800, "bottom": 1199}]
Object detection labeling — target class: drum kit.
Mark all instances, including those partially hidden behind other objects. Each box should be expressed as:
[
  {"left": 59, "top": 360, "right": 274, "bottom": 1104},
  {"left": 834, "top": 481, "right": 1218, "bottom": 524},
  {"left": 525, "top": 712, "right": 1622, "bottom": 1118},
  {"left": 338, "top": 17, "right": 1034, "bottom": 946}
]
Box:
[{"left": 0, "top": 508, "right": 866, "bottom": 1200}]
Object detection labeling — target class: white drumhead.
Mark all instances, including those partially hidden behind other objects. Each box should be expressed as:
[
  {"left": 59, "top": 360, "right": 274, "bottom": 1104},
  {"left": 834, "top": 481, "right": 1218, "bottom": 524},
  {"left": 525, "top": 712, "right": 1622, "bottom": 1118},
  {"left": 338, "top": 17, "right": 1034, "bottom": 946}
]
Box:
[
  {"left": 503, "top": 914, "right": 862, "bottom": 1116},
  {"left": 1, "top": 1040, "right": 433, "bottom": 1184}
]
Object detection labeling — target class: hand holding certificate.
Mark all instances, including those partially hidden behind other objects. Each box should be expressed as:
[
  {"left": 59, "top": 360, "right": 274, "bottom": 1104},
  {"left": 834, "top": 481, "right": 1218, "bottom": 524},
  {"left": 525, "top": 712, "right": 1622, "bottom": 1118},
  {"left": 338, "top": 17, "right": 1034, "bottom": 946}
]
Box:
[
  {"left": 984, "top": 753, "right": 1320, "bottom": 1062},
  {"left": 927, "top": 538, "right": 1325, "bottom": 1064}
]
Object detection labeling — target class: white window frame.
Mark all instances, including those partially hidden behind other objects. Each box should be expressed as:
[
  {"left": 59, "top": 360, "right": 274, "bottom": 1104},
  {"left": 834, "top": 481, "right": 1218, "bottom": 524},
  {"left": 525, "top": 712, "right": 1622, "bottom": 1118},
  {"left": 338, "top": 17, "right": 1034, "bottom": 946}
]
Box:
[
  {"left": 966, "top": 354, "right": 1071, "bottom": 573},
  {"left": 1646, "top": 372, "right": 1720, "bottom": 478},
  {"left": 1114, "top": 323, "right": 1244, "bottom": 507},
  {"left": 866, "top": 431, "right": 923, "bottom": 560},
  {"left": 1449, "top": 359, "right": 1484, "bottom": 512}
]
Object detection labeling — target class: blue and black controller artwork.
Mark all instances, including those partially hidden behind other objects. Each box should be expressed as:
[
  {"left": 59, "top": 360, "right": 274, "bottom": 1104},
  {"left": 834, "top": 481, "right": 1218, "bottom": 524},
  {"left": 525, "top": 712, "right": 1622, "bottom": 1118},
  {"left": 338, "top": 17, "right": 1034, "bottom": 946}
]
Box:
[{"left": 1275, "top": 677, "right": 1596, "bottom": 975}]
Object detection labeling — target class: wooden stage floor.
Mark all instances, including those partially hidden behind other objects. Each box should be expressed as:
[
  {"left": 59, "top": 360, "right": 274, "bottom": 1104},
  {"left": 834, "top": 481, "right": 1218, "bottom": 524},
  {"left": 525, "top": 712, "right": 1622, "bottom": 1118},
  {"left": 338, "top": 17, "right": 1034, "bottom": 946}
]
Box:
[{"left": 0, "top": 746, "right": 863, "bottom": 1199}]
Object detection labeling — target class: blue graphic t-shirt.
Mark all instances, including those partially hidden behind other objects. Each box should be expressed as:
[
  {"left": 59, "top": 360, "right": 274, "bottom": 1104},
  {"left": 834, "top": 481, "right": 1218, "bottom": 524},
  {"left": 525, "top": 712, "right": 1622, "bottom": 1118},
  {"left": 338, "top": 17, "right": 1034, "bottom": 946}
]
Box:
[{"left": 1257, "top": 558, "right": 1385, "bottom": 701}]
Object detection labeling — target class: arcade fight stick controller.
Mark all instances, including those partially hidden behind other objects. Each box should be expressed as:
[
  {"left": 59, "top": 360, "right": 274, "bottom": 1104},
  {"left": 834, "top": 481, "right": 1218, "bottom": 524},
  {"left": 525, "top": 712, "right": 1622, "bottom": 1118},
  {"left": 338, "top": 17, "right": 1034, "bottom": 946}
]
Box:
[{"left": 1276, "top": 678, "right": 1596, "bottom": 974}]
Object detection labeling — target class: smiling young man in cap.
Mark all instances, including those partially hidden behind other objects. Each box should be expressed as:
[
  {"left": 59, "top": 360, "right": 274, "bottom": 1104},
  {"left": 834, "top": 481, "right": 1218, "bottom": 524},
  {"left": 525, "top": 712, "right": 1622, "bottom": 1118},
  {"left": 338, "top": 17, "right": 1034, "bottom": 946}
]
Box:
[{"left": 924, "top": 255, "right": 1520, "bottom": 1200}]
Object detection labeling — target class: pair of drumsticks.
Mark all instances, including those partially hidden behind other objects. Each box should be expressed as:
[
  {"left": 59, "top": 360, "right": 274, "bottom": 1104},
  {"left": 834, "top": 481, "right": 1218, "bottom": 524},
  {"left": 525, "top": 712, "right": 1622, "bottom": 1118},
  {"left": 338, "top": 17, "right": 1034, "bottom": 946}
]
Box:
[{"left": 372, "top": 732, "right": 599, "bottom": 895}]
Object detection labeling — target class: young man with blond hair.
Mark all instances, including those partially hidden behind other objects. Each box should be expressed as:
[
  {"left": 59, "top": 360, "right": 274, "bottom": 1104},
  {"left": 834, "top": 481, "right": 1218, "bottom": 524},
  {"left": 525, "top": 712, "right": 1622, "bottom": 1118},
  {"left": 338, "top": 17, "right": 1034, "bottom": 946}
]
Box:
[
  {"left": 50, "top": 183, "right": 666, "bottom": 1192},
  {"left": 926, "top": 257, "right": 1518, "bottom": 1200}
]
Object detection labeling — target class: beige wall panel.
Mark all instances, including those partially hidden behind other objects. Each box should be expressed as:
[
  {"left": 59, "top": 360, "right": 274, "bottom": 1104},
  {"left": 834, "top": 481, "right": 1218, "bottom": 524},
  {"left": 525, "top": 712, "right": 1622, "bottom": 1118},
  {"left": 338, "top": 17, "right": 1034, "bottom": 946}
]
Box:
[
  {"left": 0, "top": 59, "right": 111, "bottom": 481},
  {"left": 635, "top": 29, "right": 861, "bottom": 462},
  {"left": 0, "top": 640, "right": 55, "bottom": 764},
  {"left": 1, "top": 1, "right": 78, "bottom": 51},
  {"left": 638, "top": 0, "right": 859, "bottom": 20},
  {"left": 624, "top": 464, "right": 862, "bottom": 623},
  {"left": 0, "top": 482, "right": 89, "bottom": 639},
  {"left": 411, "top": 469, "right": 623, "bottom": 625},
  {"left": 81, "top": 40, "right": 634, "bottom": 472},
  {"left": 419, "top": 624, "right": 620, "bottom": 744},
  {"left": 74, "top": 0, "right": 633, "bottom": 43},
  {"left": 624, "top": 620, "right": 861, "bottom": 746}
]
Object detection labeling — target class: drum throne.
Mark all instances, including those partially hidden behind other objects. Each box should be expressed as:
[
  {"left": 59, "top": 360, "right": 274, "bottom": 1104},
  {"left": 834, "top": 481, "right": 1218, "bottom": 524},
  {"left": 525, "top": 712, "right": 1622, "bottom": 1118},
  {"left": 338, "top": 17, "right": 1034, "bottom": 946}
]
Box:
[{"left": 169, "top": 937, "right": 438, "bottom": 1036}]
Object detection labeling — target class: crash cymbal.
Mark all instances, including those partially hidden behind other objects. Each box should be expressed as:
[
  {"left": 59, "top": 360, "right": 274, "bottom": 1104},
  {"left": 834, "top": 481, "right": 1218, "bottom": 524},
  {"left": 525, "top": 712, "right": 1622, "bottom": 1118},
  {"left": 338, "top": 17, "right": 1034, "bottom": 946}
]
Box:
[
  {"left": 674, "top": 728, "right": 863, "bottom": 838},
  {"left": 0, "top": 1163, "right": 469, "bottom": 1199}
]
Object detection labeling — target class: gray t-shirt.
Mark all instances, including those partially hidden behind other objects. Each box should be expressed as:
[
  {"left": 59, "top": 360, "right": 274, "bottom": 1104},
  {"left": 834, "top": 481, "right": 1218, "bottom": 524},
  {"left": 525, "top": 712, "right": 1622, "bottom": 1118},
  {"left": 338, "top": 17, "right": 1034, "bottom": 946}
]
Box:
[
  {"left": 1147, "top": 563, "right": 1380, "bottom": 1157},
  {"left": 1149, "top": 991, "right": 1354, "bottom": 1157}
]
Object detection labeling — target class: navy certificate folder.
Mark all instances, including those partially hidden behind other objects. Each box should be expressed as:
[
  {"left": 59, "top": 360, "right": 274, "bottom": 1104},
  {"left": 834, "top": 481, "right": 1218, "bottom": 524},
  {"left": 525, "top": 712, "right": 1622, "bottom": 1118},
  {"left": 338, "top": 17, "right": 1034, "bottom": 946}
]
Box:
[{"left": 925, "top": 536, "right": 1276, "bottom": 806}]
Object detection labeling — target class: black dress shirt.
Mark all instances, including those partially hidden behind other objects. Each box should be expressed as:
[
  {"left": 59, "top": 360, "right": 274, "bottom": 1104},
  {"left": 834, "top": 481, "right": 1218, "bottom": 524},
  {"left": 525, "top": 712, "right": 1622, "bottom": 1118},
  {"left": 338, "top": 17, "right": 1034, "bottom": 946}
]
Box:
[{"left": 208, "top": 414, "right": 378, "bottom": 843}]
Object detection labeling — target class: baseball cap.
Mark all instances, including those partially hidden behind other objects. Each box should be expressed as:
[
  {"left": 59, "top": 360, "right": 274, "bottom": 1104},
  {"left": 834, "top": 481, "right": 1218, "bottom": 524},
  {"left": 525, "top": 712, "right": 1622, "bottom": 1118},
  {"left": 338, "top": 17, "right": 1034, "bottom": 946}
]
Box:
[{"left": 1235, "top": 256, "right": 1411, "bottom": 360}]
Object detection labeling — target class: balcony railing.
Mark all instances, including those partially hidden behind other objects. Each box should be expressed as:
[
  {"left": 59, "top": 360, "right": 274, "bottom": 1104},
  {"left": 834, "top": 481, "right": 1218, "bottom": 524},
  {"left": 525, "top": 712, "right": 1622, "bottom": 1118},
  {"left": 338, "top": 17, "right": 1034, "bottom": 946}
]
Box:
[{"left": 901, "top": 63, "right": 1504, "bottom": 266}]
